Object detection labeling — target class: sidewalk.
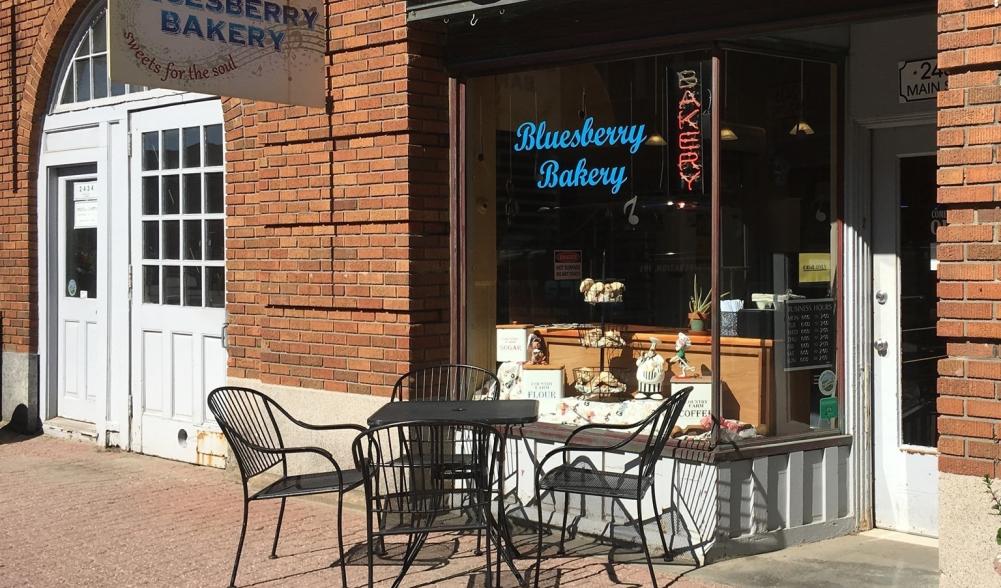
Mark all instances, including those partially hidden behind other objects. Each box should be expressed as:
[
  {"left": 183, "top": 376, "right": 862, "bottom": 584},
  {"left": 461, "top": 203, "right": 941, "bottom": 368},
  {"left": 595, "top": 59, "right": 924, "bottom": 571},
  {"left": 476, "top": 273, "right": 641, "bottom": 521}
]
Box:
[
  {"left": 0, "top": 432, "right": 713, "bottom": 588},
  {"left": 0, "top": 432, "right": 940, "bottom": 587}
]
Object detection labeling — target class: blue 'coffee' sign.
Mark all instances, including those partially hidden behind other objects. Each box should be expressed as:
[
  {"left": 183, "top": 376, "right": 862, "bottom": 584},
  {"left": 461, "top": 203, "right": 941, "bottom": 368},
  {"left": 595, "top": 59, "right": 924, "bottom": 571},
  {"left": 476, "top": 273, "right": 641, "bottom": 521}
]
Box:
[{"left": 514, "top": 117, "right": 647, "bottom": 195}]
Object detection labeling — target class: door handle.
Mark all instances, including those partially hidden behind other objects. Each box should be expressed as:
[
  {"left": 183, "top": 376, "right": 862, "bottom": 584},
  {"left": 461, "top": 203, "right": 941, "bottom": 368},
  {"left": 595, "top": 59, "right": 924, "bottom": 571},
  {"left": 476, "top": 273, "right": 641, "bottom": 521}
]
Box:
[
  {"left": 874, "top": 339, "right": 888, "bottom": 356},
  {"left": 875, "top": 290, "right": 888, "bottom": 305},
  {"left": 221, "top": 322, "right": 229, "bottom": 349}
]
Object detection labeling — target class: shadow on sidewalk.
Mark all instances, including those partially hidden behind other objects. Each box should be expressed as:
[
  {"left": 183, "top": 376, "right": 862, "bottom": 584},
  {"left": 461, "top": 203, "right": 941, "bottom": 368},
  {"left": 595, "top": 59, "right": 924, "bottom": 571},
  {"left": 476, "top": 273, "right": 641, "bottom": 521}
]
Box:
[{"left": 0, "top": 405, "right": 41, "bottom": 445}]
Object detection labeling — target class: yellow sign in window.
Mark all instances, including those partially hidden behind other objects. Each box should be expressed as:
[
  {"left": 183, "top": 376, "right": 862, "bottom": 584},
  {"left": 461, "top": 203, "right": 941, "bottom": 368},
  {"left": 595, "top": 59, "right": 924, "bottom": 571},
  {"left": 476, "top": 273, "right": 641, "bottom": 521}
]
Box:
[{"left": 798, "top": 252, "right": 831, "bottom": 284}]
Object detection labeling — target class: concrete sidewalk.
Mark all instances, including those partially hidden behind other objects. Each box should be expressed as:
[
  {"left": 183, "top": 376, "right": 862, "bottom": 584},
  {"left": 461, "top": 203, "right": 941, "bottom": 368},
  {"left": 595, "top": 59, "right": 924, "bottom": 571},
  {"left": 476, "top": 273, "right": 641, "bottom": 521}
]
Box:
[
  {"left": 686, "top": 530, "right": 939, "bottom": 588},
  {"left": 0, "top": 431, "right": 939, "bottom": 587}
]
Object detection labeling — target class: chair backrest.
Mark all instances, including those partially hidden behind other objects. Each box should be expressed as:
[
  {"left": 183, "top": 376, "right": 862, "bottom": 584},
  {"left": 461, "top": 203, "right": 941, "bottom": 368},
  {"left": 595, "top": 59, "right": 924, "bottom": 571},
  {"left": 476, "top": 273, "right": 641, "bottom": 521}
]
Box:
[
  {"left": 637, "top": 386, "right": 693, "bottom": 479},
  {"left": 207, "top": 386, "right": 286, "bottom": 481},
  {"left": 352, "top": 420, "right": 501, "bottom": 533},
  {"left": 391, "top": 364, "right": 500, "bottom": 402}
]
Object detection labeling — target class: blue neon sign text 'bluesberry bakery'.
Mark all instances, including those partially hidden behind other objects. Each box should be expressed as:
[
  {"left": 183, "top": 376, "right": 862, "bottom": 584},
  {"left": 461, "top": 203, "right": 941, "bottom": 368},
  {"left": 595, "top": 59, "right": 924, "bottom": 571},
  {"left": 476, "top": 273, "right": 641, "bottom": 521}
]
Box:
[{"left": 514, "top": 117, "right": 647, "bottom": 196}]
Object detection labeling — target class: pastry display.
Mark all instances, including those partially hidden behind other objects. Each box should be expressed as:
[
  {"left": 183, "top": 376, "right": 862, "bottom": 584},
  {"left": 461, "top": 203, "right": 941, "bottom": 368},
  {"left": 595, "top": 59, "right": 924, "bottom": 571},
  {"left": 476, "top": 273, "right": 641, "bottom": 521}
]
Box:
[
  {"left": 579, "top": 278, "right": 625, "bottom": 303},
  {"left": 573, "top": 368, "right": 627, "bottom": 397},
  {"left": 580, "top": 327, "right": 626, "bottom": 348}
]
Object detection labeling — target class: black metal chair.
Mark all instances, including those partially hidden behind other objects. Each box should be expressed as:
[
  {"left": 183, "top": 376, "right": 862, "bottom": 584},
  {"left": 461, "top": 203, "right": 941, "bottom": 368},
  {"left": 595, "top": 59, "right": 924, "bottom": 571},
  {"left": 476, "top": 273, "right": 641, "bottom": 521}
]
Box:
[
  {"left": 391, "top": 364, "right": 500, "bottom": 402},
  {"left": 391, "top": 364, "right": 500, "bottom": 554},
  {"left": 532, "top": 386, "right": 694, "bottom": 588},
  {"left": 207, "top": 386, "right": 365, "bottom": 588},
  {"left": 352, "top": 420, "right": 505, "bottom": 588}
]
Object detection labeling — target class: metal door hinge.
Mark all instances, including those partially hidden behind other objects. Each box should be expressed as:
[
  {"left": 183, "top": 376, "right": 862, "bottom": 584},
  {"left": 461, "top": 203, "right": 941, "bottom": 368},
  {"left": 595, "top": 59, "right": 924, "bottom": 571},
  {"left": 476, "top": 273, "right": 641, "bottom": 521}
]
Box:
[
  {"left": 128, "top": 264, "right": 133, "bottom": 301},
  {"left": 127, "top": 132, "right": 132, "bottom": 158}
]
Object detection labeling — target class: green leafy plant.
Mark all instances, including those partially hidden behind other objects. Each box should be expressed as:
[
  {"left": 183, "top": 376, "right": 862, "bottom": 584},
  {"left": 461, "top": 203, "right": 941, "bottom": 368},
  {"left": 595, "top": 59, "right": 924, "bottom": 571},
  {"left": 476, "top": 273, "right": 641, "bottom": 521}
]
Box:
[
  {"left": 688, "top": 276, "right": 728, "bottom": 317},
  {"left": 984, "top": 475, "right": 1001, "bottom": 545}
]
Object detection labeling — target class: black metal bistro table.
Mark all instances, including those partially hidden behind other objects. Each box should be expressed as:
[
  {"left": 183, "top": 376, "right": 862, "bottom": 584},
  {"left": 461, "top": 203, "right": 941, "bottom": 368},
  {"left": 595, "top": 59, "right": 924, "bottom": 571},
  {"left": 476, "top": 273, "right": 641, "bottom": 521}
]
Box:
[{"left": 367, "top": 399, "right": 539, "bottom": 585}]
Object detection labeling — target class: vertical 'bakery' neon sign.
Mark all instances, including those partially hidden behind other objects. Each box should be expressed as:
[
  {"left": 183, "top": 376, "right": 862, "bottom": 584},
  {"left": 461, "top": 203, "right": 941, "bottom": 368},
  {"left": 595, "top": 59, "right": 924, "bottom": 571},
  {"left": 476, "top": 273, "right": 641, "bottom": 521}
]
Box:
[{"left": 675, "top": 69, "right": 703, "bottom": 193}]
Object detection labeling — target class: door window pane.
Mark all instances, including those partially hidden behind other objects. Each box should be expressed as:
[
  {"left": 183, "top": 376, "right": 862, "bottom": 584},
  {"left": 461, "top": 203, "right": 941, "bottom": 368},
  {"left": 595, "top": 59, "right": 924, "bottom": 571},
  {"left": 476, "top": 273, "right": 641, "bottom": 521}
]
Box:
[
  {"left": 206, "top": 266, "right": 225, "bottom": 308},
  {"left": 74, "top": 59, "right": 91, "bottom": 102},
  {"left": 162, "top": 175, "right": 179, "bottom": 214},
  {"left": 182, "top": 127, "right": 201, "bottom": 168},
  {"left": 75, "top": 30, "right": 90, "bottom": 58},
  {"left": 65, "top": 179, "right": 98, "bottom": 299},
  {"left": 142, "top": 221, "right": 159, "bottom": 259},
  {"left": 183, "top": 173, "right": 201, "bottom": 214},
  {"left": 184, "top": 266, "right": 202, "bottom": 306},
  {"left": 205, "top": 172, "right": 224, "bottom": 213},
  {"left": 162, "top": 129, "right": 180, "bottom": 169},
  {"left": 143, "top": 265, "right": 159, "bottom": 304},
  {"left": 204, "top": 125, "right": 224, "bottom": 166},
  {"left": 91, "top": 14, "right": 106, "bottom": 52},
  {"left": 900, "top": 156, "right": 942, "bottom": 447},
  {"left": 92, "top": 55, "right": 108, "bottom": 99},
  {"left": 163, "top": 266, "right": 180, "bottom": 305},
  {"left": 162, "top": 220, "right": 180, "bottom": 259},
  {"left": 142, "top": 176, "right": 158, "bottom": 215},
  {"left": 183, "top": 219, "right": 202, "bottom": 260},
  {"left": 142, "top": 132, "right": 159, "bottom": 171},
  {"left": 206, "top": 220, "right": 224, "bottom": 260}
]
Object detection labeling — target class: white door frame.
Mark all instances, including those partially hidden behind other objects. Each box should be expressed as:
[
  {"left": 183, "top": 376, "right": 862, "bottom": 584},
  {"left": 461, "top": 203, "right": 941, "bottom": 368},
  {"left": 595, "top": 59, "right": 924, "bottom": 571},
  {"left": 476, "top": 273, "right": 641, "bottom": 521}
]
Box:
[
  {"left": 36, "top": 91, "right": 219, "bottom": 449},
  {"left": 844, "top": 112, "right": 936, "bottom": 533}
]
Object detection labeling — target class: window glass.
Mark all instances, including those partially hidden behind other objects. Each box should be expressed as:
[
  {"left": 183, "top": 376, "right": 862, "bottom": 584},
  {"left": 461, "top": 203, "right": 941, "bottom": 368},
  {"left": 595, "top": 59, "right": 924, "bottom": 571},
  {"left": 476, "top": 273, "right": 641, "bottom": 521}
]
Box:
[
  {"left": 56, "top": 9, "right": 148, "bottom": 107},
  {"left": 465, "top": 52, "right": 713, "bottom": 423},
  {"left": 717, "top": 51, "right": 840, "bottom": 439}
]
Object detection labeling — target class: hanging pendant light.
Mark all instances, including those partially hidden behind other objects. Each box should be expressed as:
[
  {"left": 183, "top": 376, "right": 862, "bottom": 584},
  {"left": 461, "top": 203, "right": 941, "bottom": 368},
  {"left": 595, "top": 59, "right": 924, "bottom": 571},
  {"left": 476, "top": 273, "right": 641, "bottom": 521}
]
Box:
[
  {"left": 789, "top": 59, "right": 815, "bottom": 136},
  {"left": 720, "top": 51, "right": 739, "bottom": 142},
  {"left": 645, "top": 56, "right": 667, "bottom": 146}
]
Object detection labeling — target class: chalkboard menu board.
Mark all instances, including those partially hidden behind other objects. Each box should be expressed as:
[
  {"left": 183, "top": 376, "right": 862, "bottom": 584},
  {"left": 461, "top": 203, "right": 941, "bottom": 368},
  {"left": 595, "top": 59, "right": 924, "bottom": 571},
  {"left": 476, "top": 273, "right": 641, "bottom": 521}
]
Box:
[{"left": 784, "top": 298, "right": 835, "bottom": 371}]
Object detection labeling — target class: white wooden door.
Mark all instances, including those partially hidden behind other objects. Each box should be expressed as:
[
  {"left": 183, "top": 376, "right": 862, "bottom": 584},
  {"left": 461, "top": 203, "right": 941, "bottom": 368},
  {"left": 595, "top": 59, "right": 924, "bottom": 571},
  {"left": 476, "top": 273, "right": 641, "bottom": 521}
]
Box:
[
  {"left": 872, "top": 125, "right": 940, "bottom": 537},
  {"left": 56, "top": 165, "right": 106, "bottom": 423},
  {"left": 130, "top": 101, "right": 227, "bottom": 463}
]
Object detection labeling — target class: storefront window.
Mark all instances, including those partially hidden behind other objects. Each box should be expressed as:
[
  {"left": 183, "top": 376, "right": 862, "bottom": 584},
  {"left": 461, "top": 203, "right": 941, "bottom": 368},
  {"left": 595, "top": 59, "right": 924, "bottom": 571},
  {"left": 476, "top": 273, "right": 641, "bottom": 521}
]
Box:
[
  {"left": 717, "top": 50, "right": 840, "bottom": 440},
  {"left": 465, "top": 47, "right": 842, "bottom": 445}
]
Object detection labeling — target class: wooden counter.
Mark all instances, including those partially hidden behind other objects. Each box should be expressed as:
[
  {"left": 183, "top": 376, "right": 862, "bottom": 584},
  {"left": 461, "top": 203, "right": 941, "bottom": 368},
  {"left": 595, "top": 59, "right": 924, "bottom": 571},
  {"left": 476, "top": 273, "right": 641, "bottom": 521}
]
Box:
[{"left": 533, "top": 326, "right": 776, "bottom": 435}]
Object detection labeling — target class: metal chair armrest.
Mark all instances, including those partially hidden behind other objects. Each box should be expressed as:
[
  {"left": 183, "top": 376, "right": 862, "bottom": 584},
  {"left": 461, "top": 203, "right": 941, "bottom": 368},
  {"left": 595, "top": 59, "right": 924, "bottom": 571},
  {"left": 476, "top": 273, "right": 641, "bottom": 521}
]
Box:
[
  {"left": 263, "top": 397, "right": 367, "bottom": 433},
  {"left": 535, "top": 443, "right": 610, "bottom": 480},
  {"left": 227, "top": 426, "right": 348, "bottom": 484}
]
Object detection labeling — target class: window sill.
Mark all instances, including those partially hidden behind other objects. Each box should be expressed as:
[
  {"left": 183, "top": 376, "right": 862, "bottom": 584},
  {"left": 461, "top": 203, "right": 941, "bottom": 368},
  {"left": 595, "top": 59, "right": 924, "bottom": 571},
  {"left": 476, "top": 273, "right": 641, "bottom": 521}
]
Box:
[{"left": 511, "top": 421, "right": 852, "bottom": 464}]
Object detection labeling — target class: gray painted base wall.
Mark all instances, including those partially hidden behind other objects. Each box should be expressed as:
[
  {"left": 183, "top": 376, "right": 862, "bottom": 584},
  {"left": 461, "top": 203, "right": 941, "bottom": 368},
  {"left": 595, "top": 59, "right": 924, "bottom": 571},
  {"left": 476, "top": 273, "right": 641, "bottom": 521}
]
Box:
[
  {"left": 1, "top": 351, "right": 40, "bottom": 433},
  {"left": 940, "top": 472, "right": 1000, "bottom": 587}
]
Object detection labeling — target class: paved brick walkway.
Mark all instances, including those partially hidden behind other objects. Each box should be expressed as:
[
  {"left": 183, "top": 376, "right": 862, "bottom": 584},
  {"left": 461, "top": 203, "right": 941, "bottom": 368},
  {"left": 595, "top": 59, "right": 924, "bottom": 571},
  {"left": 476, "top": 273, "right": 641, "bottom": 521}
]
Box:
[{"left": 0, "top": 432, "right": 717, "bottom": 588}]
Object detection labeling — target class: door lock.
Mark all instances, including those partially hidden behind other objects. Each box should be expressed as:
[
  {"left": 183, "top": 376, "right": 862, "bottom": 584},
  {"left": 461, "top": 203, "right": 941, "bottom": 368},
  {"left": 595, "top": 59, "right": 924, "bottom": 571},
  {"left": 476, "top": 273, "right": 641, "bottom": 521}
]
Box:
[
  {"left": 874, "top": 339, "right": 888, "bottom": 356},
  {"left": 875, "top": 290, "right": 888, "bottom": 305}
]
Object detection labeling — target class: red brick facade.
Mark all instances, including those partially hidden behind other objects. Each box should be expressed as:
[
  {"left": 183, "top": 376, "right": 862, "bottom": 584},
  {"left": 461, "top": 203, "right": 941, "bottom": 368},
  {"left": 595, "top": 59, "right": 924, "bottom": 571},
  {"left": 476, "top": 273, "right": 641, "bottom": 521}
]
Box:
[
  {"left": 937, "top": 0, "right": 1001, "bottom": 478},
  {"left": 0, "top": 0, "right": 451, "bottom": 396}
]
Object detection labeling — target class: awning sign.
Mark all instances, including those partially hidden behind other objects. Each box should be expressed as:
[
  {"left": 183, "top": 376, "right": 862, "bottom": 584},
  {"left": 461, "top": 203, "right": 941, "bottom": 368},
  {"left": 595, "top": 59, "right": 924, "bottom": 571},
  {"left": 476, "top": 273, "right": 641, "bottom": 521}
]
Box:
[
  {"left": 898, "top": 58, "right": 946, "bottom": 103},
  {"left": 109, "top": 0, "right": 326, "bottom": 107}
]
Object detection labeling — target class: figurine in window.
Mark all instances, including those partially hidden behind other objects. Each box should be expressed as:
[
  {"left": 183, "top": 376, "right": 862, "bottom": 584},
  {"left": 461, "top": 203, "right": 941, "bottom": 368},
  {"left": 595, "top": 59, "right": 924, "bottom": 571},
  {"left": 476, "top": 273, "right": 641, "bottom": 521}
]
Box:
[
  {"left": 528, "top": 331, "right": 549, "bottom": 365},
  {"left": 634, "top": 336, "right": 666, "bottom": 400},
  {"left": 670, "top": 332, "right": 698, "bottom": 378}
]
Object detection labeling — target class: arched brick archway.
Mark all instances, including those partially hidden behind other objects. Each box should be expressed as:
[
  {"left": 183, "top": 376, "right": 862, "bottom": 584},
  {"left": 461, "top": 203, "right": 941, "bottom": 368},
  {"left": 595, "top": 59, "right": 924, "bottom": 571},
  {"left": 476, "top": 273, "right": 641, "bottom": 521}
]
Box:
[{"left": 4, "top": 0, "right": 91, "bottom": 353}]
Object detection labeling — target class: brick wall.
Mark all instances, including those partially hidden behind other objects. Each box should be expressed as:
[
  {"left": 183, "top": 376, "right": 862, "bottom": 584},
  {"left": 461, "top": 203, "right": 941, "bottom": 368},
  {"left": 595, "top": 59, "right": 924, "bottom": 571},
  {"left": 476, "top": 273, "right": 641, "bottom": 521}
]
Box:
[
  {"left": 222, "top": 0, "right": 452, "bottom": 396},
  {"left": 937, "top": 1, "right": 1001, "bottom": 477},
  {"left": 2, "top": 0, "right": 96, "bottom": 354},
  {"left": 0, "top": 0, "right": 451, "bottom": 397}
]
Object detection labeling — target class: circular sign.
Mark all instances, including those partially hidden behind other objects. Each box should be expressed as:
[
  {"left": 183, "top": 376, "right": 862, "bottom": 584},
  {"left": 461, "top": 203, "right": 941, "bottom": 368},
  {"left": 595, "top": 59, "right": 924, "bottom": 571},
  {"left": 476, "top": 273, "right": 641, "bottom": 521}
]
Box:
[
  {"left": 818, "top": 370, "right": 837, "bottom": 397},
  {"left": 67, "top": 279, "right": 78, "bottom": 297}
]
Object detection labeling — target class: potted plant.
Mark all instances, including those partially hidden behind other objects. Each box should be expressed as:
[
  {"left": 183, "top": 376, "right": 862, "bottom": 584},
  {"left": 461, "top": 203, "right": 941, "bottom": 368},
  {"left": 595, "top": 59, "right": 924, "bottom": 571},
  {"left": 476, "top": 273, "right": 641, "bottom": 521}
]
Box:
[{"left": 688, "top": 276, "right": 727, "bottom": 334}]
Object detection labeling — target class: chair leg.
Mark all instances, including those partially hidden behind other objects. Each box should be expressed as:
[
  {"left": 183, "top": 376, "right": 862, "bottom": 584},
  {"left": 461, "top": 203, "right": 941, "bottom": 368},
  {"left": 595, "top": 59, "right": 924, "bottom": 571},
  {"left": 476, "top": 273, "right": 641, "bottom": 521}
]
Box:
[
  {"left": 229, "top": 499, "right": 250, "bottom": 588},
  {"left": 336, "top": 492, "right": 348, "bottom": 588},
  {"left": 485, "top": 523, "right": 493, "bottom": 588},
  {"left": 534, "top": 487, "right": 544, "bottom": 588},
  {"left": 476, "top": 528, "right": 484, "bottom": 556},
  {"left": 558, "top": 492, "right": 570, "bottom": 555},
  {"left": 367, "top": 533, "right": 375, "bottom": 588},
  {"left": 635, "top": 498, "right": 658, "bottom": 588},
  {"left": 270, "top": 497, "right": 286, "bottom": 559},
  {"left": 650, "top": 491, "right": 671, "bottom": 562}
]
